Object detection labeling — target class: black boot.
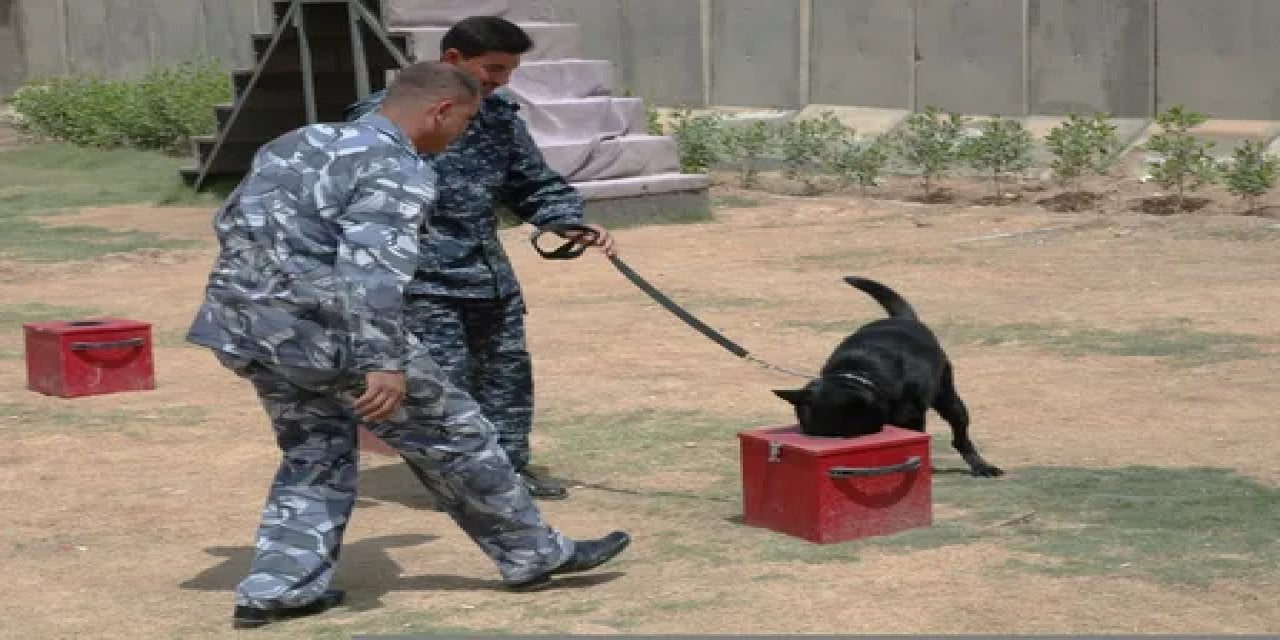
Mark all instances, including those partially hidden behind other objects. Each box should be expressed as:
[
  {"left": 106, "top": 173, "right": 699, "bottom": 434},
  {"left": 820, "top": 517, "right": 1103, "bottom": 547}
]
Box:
[
  {"left": 508, "top": 531, "right": 631, "bottom": 592},
  {"left": 232, "top": 589, "right": 345, "bottom": 629},
  {"left": 519, "top": 467, "right": 568, "bottom": 500}
]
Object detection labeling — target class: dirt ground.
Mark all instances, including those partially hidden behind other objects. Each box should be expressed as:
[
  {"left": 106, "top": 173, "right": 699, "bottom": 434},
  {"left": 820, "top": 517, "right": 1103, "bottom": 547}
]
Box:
[{"left": 1, "top": 175, "right": 1279, "bottom": 637}]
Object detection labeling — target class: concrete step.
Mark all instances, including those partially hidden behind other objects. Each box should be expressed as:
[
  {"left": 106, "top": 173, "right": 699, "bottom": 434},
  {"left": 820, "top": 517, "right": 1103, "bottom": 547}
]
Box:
[
  {"left": 541, "top": 134, "right": 680, "bottom": 183},
  {"left": 386, "top": 0, "right": 558, "bottom": 27},
  {"left": 520, "top": 96, "right": 647, "bottom": 142},
  {"left": 401, "top": 22, "right": 579, "bottom": 62},
  {"left": 571, "top": 173, "right": 712, "bottom": 228},
  {"left": 570, "top": 172, "right": 711, "bottom": 201},
  {"left": 510, "top": 59, "right": 614, "bottom": 101}
]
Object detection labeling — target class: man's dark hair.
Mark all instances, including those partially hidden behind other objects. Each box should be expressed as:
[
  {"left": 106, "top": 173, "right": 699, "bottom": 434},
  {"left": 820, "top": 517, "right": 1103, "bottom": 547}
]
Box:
[
  {"left": 439, "top": 16, "right": 533, "bottom": 58},
  {"left": 383, "top": 60, "right": 482, "bottom": 108}
]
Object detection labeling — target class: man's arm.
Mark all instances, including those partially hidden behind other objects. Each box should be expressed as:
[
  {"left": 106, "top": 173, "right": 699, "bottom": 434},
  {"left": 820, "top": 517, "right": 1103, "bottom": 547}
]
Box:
[
  {"left": 334, "top": 155, "right": 435, "bottom": 372},
  {"left": 498, "top": 117, "right": 586, "bottom": 227}
]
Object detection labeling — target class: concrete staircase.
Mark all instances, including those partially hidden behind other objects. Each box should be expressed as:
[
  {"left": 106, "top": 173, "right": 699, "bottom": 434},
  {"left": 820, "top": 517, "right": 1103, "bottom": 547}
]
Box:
[
  {"left": 180, "top": 0, "right": 412, "bottom": 188},
  {"left": 387, "top": 0, "right": 710, "bottom": 226}
]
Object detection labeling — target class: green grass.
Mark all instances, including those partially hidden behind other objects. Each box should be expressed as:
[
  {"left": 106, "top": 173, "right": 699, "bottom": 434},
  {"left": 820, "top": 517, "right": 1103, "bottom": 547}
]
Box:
[
  {"left": 903, "top": 463, "right": 1280, "bottom": 586},
  {"left": 937, "top": 319, "right": 1273, "bottom": 366},
  {"left": 0, "top": 302, "right": 110, "bottom": 325},
  {"left": 1201, "top": 226, "right": 1280, "bottom": 242},
  {"left": 0, "top": 144, "right": 224, "bottom": 262},
  {"left": 0, "top": 402, "right": 206, "bottom": 435},
  {"left": 540, "top": 409, "right": 1279, "bottom": 588}
]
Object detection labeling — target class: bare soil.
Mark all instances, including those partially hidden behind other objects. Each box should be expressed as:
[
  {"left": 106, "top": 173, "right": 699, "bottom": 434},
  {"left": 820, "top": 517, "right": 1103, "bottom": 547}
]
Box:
[{"left": 1, "top": 183, "right": 1278, "bottom": 638}]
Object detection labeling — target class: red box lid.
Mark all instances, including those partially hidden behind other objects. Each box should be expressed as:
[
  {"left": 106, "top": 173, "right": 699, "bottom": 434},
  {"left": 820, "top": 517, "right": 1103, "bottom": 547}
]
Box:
[
  {"left": 739, "top": 424, "right": 929, "bottom": 456},
  {"left": 22, "top": 317, "right": 152, "bottom": 335}
]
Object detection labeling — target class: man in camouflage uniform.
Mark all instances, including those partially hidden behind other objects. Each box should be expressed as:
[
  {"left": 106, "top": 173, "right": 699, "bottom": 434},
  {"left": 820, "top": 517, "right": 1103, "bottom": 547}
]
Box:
[
  {"left": 345, "top": 16, "right": 616, "bottom": 500},
  {"left": 186, "top": 61, "right": 630, "bottom": 630}
]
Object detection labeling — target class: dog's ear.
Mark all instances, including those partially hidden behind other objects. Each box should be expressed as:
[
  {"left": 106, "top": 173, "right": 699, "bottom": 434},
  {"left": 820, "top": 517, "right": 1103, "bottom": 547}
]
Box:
[{"left": 772, "top": 388, "right": 811, "bottom": 406}]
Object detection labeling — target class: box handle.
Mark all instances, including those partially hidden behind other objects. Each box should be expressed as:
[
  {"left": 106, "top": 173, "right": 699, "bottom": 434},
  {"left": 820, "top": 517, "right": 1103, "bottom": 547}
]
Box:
[
  {"left": 828, "top": 456, "right": 922, "bottom": 478},
  {"left": 70, "top": 338, "right": 146, "bottom": 351}
]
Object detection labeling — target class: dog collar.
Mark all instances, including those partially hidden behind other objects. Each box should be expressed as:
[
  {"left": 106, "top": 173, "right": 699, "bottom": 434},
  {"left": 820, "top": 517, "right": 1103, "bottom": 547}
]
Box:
[{"left": 833, "top": 373, "right": 877, "bottom": 389}]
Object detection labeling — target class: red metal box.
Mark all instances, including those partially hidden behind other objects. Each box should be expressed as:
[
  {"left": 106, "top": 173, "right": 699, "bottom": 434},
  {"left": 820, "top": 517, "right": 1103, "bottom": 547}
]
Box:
[
  {"left": 23, "top": 318, "right": 156, "bottom": 398},
  {"left": 739, "top": 424, "right": 932, "bottom": 544}
]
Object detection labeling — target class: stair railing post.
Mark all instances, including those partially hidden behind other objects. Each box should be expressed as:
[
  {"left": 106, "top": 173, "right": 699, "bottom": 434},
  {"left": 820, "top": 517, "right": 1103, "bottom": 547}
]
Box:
[
  {"left": 348, "top": 0, "right": 371, "bottom": 100},
  {"left": 195, "top": 0, "right": 302, "bottom": 191},
  {"left": 354, "top": 0, "right": 411, "bottom": 68},
  {"left": 295, "top": 3, "right": 319, "bottom": 124}
]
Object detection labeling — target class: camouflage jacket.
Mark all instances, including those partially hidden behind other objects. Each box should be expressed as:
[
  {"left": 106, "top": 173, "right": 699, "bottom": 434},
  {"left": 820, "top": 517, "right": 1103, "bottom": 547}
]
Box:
[
  {"left": 186, "top": 113, "right": 435, "bottom": 372},
  {"left": 345, "top": 89, "right": 584, "bottom": 299}
]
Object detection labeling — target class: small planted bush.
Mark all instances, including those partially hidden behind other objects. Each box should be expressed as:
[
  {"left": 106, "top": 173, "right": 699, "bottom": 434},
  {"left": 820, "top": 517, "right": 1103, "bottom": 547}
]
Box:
[
  {"left": 826, "top": 133, "right": 889, "bottom": 196},
  {"left": 1044, "top": 112, "right": 1121, "bottom": 209},
  {"left": 720, "top": 120, "right": 773, "bottom": 188},
  {"left": 669, "top": 107, "right": 725, "bottom": 174},
  {"left": 960, "top": 116, "right": 1035, "bottom": 204},
  {"left": 777, "top": 112, "right": 846, "bottom": 194},
  {"left": 1220, "top": 140, "right": 1279, "bottom": 214},
  {"left": 1146, "top": 105, "right": 1218, "bottom": 212},
  {"left": 647, "top": 106, "right": 663, "bottom": 135},
  {"left": 893, "top": 105, "right": 967, "bottom": 199},
  {"left": 9, "top": 61, "right": 231, "bottom": 153}
]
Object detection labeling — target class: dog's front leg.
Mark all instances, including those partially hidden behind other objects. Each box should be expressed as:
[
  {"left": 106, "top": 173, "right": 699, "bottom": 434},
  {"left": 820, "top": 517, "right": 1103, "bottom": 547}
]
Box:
[{"left": 933, "top": 369, "right": 1003, "bottom": 478}]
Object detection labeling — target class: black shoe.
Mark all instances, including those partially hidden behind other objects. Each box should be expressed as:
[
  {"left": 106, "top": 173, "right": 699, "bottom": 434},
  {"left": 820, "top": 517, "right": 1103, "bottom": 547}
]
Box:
[
  {"left": 232, "top": 589, "right": 345, "bottom": 629},
  {"left": 520, "top": 468, "right": 568, "bottom": 500},
  {"left": 508, "top": 531, "right": 631, "bottom": 592}
]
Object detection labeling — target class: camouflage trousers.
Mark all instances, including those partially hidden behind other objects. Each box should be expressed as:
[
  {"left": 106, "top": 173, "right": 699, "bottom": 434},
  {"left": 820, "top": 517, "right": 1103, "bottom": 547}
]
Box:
[
  {"left": 214, "top": 347, "right": 574, "bottom": 610},
  {"left": 404, "top": 294, "right": 535, "bottom": 470}
]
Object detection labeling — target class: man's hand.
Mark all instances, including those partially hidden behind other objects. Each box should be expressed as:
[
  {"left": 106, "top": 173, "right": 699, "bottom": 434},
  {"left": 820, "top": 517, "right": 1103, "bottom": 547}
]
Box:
[
  {"left": 562, "top": 223, "right": 616, "bottom": 257},
  {"left": 354, "top": 371, "right": 406, "bottom": 422}
]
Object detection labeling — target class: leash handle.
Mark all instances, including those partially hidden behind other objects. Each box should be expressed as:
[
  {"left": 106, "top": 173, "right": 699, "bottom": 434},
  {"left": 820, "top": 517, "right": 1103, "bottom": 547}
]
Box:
[{"left": 529, "top": 223, "right": 599, "bottom": 260}]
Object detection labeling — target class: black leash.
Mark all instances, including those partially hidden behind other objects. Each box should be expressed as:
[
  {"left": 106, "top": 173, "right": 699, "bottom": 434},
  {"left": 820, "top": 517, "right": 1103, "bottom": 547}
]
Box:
[{"left": 530, "top": 223, "right": 814, "bottom": 380}]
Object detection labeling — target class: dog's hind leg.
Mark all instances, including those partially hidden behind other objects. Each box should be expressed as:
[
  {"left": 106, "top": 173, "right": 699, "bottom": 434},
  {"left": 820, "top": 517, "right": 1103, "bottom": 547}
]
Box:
[{"left": 933, "top": 365, "right": 1004, "bottom": 478}]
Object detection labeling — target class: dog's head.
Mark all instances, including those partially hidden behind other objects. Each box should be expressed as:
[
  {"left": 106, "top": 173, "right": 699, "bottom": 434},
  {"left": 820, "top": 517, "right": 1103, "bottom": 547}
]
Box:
[{"left": 773, "top": 372, "right": 887, "bottom": 437}]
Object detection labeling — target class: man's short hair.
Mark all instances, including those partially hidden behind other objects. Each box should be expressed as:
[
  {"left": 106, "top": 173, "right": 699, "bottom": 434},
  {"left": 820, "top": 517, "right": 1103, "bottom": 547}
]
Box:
[
  {"left": 383, "top": 60, "right": 482, "bottom": 108},
  {"left": 439, "top": 16, "right": 533, "bottom": 58}
]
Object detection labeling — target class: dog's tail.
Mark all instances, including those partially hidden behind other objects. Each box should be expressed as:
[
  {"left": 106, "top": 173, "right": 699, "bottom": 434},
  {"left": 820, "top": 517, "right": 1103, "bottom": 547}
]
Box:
[{"left": 844, "top": 276, "right": 919, "bottom": 320}]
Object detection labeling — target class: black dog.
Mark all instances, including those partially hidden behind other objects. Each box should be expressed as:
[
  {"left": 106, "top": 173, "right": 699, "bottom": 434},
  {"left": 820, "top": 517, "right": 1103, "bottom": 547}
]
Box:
[{"left": 773, "top": 276, "right": 1003, "bottom": 477}]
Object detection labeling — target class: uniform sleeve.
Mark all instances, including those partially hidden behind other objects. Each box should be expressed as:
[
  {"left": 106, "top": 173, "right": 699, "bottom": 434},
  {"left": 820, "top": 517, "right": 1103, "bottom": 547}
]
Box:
[
  {"left": 497, "top": 116, "right": 587, "bottom": 228},
  {"left": 334, "top": 154, "right": 434, "bottom": 371}
]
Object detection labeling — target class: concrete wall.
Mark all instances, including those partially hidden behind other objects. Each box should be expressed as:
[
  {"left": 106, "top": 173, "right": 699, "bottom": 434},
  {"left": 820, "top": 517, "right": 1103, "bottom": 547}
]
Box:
[
  {"left": 6, "top": 0, "right": 1280, "bottom": 120},
  {"left": 0, "top": 0, "right": 23, "bottom": 96},
  {"left": 11, "top": 0, "right": 271, "bottom": 82},
  {"left": 574, "top": 0, "right": 1280, "bottom": 119}
]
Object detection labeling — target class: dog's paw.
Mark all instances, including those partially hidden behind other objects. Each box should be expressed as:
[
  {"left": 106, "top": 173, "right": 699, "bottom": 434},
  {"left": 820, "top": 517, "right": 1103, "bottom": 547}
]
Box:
[{"left": 970, "top": 464, "right": 1005, "bottom": 478}]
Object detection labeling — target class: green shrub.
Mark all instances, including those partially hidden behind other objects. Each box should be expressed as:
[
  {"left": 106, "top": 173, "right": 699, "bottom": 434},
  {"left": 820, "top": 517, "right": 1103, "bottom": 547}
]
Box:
[
  {"left": 826, "top": 133, "right": 889, "bottom": 195},
  {"left": 893, "top": 106, "right": 967, "bottom": 199},
  {"left": 9, "top": 61, "right": 230, "bottom": 153},
  {"left": 960, "top": 116, "right": 1035, "bottom": 204},
  {"left": 669, "top": 108, "right": 725, "bottom": 174},
  {"left": 720, "top": 120, "right": 773, "bottom": 188},
  {"left": 1220, "top": 140, "right": 1279, "bottom": 214},
  {"left": 1145, "top": 105, "right": 1217, "bottom": 212},
  {"left": 1045, "top": 112, "right": 1121, "bottom": 203},
  {"left": 777, "top": 112, "right": 846, "bottom": 194}
]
